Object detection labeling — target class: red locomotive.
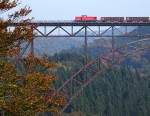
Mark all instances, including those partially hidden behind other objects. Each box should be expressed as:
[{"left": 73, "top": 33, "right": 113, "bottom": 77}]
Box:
[
  {"left": 75, "top": 15, "right": 97, "bottom": 21},
  {"left": 101, "top": 17, "right": 124, "bottom": 22},
  {"left": 126, "top": 17, "right": 149, "bottom": 22},
  {"left": 75, "top": 16, "right": 150, "bottom": 22}
]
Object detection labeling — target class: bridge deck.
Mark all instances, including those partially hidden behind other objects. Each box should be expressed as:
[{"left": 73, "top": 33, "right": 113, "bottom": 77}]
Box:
[{"left": 11, "top": 20, "right": 150, "bottom": 26}]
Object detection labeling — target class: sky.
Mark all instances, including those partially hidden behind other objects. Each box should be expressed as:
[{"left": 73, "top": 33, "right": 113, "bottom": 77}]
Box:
[{"left": 5, "top": 0, "right": 150, "bottom": 20}]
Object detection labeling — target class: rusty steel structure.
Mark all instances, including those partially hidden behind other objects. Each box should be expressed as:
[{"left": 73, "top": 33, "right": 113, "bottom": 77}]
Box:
[{"left": 11, "top": 21, "right": 150, "bottom": 113}]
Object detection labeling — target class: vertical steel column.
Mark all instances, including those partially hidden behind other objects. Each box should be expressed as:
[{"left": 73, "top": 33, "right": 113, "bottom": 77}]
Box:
[
  {"left": 58, "top": 26, "right": 60, "bottom": 36},
  {"left": 98, "top": 26, "right": 101, "bottom": 36},
  {"left": 138, "top": 26, "right": 141, "bottom": 39},
  {"left": 71, "top": 26, "right": 73, "bottom": 36},
  {"left": 112, "top": 26, "right": 115, "bottom": 61},
  {"left": 138, "top": 26, "right": 142, "bottom": 47},
  {"left": 44, "top": 26, "right": 46, "bottom": 36},
  {"left": 125, "top": 26, "right": 128, "bottom": 52},
  {"left": 84, "top": 26, "right": 87, "bottom": 83},
  {"left": 125, "top": 26, "right": 127, "bottom": 34}
]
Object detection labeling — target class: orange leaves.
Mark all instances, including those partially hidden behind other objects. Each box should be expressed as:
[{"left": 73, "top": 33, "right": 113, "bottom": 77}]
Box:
[
  {"left": 0, "top": 61, "right": 15, "bottom": 76},
  {"left": 24, "top": 52, "right": 57, "bottom": 74},
  {"left": 0, "top": 25, "right": 34, "bottom": 57},
  {"left": 0, "top": 60, "right": 63, "bottom": 115},
  {"left": 0, "top": 1, "right": 34, "bottom": 58},
  {"left": 19, "top": 7, "right": 32, "bottom": 16},
  {"left": 0, "top": 18, "right": 4, "bottom": 25},
  {"left": 54, "top": 95, "right": 66, "bottom": 107},
  {"left": 2, "top": 104, "right": 11, "bottom": 111},
  {"left": 0, "top": 0, "right": 65, "bottom": 115},
  {"left": 0, "top": 0, "right": 17, "bottom": 12},
  {"left": 11, "top": 6, "right": 32, "bottom": 20},
  {"left": 13, "top": 26, "right": 34, "bottom": 41}
]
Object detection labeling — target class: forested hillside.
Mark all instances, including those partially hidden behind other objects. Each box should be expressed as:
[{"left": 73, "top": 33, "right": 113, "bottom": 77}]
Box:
[
  {"left": 66, "top": 67, "right": 150, "bottom": 116},
  {"left": 48, "top": 52, "right": 150, "bottom": 116}
]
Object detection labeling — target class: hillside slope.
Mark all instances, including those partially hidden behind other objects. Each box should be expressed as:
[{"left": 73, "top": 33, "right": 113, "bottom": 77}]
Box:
[{"left": 48, "top": 52, "right": 150, "bottom": 116}]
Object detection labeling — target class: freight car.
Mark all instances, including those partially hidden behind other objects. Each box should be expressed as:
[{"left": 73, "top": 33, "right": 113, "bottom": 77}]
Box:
[
  {"left": 75, "top": 15, "right": 97, "bottom": 21},
  {"left": 101, "top": 17, "right": 124, "bottom": 22},
  {"left": 126, "top": 17, "right": 149, "bottom": 22}
]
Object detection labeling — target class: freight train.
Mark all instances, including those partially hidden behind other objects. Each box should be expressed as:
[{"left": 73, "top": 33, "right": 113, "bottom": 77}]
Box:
[{"left": 75, "top": 15, "right": 150, "bottom": 22}]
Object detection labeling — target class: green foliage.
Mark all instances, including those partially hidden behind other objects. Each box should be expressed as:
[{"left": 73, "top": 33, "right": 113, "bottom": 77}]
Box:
[
  {"left": 49, "top": 52, "right": 150, "bottom": 116},
  {"left": 70, "top": 67, "right": 150, "bottom": 116}
]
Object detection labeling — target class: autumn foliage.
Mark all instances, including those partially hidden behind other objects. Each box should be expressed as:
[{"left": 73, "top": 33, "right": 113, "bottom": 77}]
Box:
[{"left": 0, "top": 0, "right": 65, "bottom": 115}]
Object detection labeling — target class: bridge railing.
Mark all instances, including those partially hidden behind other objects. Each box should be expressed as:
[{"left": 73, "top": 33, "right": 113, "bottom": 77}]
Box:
[
  {"left": 10, "top": 20, "right": 150, "bottom": 24},
  {"left": 11, "top": 20, "right": 76, "bottom": 23}
]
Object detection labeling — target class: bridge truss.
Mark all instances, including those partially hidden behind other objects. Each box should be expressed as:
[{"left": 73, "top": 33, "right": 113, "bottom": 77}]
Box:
[{"left": 11, "top": 21, "right": 150, "bottom": 113}]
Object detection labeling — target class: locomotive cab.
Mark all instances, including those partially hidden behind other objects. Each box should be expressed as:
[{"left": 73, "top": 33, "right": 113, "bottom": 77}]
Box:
[{"left": 75, "top": 15, "right": 97, "bottom": 21}]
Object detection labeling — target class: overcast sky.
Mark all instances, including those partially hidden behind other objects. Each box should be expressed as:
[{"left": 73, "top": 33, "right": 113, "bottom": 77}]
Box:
[{"left": 7, "top": 0, "right": 150, "bottom": 20}]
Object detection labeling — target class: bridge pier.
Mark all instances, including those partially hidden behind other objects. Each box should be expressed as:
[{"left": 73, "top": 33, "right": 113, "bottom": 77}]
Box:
[
  {"left": 112, "top": 26, "right": 115, "bottom": 61},
  {"left": 84, "top": 26, "right": 87, "bottom": 83}
]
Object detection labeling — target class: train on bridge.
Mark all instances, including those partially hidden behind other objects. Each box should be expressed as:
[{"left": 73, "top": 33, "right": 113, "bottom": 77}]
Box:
[{"left": 75, "top": 15, "right": 150, "bottom": 22}]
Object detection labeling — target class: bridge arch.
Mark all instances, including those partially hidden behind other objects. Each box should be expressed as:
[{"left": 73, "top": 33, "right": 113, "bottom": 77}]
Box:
[{"left": 54, "top": 38, "right": 150, "bottom": 113}]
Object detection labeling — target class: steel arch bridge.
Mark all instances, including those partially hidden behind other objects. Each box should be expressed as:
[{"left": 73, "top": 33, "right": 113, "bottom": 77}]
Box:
[{"left": 11, "top": 21, "right": 150, "bottom": 113}]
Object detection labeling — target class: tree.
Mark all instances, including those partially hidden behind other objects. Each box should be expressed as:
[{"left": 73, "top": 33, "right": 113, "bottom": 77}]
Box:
[{"left": 0, "top": 0, "right": 65, "bottom": 115}]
